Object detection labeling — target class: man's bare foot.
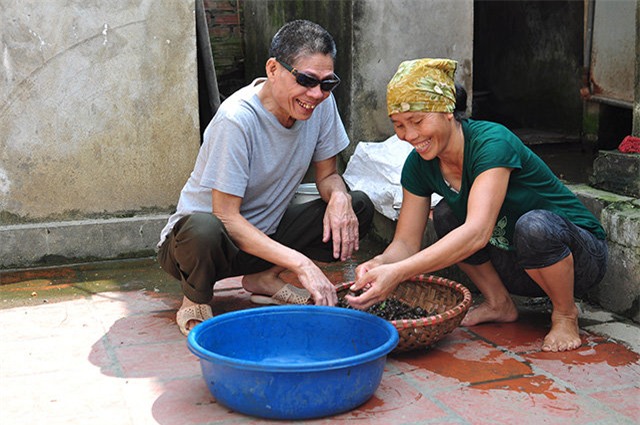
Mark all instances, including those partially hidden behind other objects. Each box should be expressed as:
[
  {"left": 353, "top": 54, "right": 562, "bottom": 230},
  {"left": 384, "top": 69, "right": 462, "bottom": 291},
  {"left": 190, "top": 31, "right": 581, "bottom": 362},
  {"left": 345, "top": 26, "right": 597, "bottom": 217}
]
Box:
[
  {"left": 461, "top": 298, "right": 519, "bottom": 327},
  {"left": 542, "top": 308, "right": 581, "bottom": 352},
  {"left": 241, "top": 268, "right": 286, "bottom": 296}
]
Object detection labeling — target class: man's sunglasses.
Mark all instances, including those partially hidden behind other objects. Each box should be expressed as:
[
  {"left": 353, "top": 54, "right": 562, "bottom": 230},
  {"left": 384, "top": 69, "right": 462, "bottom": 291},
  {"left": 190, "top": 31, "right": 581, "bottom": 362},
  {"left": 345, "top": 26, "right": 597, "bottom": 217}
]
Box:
[{"left": 276, "top": 59, "right": 341, "bottom": 92}]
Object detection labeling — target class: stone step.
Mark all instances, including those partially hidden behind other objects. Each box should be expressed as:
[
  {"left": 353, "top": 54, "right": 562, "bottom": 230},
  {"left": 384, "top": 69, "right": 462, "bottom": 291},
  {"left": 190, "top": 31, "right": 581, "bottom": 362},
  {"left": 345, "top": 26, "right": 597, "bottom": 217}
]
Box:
[{"left": 589, "top": 150, "right": 640, "bottom": 198}]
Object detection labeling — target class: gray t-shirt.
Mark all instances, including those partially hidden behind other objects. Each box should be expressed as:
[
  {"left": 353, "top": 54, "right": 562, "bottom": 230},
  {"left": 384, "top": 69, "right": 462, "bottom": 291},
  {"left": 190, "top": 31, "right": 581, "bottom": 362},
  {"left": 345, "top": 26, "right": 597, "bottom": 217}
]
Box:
[{"left": 158, "top": 78, "right": 350, "bottom": 246}]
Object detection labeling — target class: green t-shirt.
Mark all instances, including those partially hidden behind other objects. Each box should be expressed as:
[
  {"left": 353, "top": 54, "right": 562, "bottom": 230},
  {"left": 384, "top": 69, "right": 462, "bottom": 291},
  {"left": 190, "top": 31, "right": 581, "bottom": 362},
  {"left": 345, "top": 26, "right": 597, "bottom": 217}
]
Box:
[{"left": 401, "top": 119, "right": 606, "bottom": 250}]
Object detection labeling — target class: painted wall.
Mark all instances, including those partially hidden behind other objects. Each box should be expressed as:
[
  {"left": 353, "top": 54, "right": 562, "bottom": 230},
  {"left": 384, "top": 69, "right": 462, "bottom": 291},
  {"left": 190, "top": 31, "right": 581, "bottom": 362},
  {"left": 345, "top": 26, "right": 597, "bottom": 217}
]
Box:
[{"left": 0, "top": 0, "right": 200, "bottom": 226}]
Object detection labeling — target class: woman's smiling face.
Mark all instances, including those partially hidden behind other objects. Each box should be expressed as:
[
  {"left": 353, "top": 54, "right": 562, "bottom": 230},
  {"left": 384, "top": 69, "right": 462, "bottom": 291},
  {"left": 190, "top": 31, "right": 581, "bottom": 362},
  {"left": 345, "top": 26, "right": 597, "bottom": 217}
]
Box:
[{"left": 391, "top": 111, "right": 454, "bottom": 160}]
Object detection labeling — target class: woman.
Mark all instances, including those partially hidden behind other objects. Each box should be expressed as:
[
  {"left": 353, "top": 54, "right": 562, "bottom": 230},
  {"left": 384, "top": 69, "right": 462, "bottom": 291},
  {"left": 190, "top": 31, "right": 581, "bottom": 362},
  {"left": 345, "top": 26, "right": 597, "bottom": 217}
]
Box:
[{"left": 346, "top": 58, "right": 608, "bottom": 352}]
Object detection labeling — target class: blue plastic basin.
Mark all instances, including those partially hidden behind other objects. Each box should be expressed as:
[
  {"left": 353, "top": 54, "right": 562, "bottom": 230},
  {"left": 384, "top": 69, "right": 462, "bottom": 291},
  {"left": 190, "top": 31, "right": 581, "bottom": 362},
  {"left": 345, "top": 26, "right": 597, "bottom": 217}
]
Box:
[{"left": 187, "top": 305, "right": 399, "bottom": 420}]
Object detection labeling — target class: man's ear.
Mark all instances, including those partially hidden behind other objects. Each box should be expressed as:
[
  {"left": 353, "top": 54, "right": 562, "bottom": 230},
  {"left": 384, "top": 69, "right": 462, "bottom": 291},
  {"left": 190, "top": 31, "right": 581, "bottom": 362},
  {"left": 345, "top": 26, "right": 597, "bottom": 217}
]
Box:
[{"left": 265, "top": 57, "right": 278, "bottom": 79}]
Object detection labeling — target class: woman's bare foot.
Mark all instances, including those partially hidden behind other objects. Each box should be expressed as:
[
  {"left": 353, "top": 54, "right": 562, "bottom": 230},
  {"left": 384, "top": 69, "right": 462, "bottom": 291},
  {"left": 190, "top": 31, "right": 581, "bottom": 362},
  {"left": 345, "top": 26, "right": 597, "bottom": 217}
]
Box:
[
  {"left": 461, "top": 297, "right": 519, "bottom": 327},
  {"left": 542, "top": 307, "right": 581, "bottom": 352},
  {"left": 241, "top": 267, "right": 287, "bottom": 296}
]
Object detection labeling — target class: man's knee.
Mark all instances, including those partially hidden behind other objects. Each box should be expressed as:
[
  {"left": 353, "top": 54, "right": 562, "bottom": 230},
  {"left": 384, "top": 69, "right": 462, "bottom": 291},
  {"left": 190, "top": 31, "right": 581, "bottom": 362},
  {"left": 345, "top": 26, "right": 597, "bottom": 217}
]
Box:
[
  {"left": 174, "top": 213, "right": 227, "bottom": 250},
  {"left": 351, "top": 190, "right": 373, "bottom": 212},
  {"left": 350, "top": 190, "right": 375, "bottom": 236}
]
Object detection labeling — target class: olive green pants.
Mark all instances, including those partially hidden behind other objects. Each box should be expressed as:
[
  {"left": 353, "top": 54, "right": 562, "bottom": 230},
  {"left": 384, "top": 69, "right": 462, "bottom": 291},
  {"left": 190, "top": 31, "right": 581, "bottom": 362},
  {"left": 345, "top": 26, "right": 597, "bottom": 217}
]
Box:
[{"left": 157, "top": 191, "right": 374, "bottom": 303}]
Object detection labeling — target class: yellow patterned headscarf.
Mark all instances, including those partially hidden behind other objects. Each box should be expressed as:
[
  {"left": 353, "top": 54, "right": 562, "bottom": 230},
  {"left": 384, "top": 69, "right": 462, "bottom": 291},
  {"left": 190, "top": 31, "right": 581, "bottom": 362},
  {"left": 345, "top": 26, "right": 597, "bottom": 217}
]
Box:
[{"left": 387, "top": 58, "right": 457, "bottom": 116}]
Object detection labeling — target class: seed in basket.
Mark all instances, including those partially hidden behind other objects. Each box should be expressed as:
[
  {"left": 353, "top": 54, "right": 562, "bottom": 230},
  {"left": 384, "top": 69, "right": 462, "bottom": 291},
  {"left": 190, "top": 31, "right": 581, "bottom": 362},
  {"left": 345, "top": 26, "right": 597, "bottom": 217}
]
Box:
[
  {"left": 337, "top": 296, "right": 426, "bottom": 320},
  {"left": 335, "top": 275, "right": 473, "bottom": 352}
]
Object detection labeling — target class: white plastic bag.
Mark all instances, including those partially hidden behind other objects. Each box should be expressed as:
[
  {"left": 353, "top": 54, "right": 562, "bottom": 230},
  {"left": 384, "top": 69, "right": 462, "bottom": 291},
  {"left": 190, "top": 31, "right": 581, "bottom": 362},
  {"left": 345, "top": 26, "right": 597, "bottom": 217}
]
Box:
[{"left": 343, "top": 135, "right": 442, "bottom": 220}]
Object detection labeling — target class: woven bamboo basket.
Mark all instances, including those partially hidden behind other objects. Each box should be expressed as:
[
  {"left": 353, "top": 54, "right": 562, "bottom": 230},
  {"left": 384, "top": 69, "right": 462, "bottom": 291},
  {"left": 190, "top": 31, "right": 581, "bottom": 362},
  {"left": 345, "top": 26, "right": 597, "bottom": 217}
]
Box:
[{"left": 336, "top": 274, "right": 472, "bottom": 353}]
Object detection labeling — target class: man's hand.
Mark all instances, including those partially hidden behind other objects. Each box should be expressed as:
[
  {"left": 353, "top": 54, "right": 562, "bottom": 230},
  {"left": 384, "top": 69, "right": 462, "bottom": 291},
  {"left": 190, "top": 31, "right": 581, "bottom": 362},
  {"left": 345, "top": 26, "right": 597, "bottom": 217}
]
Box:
[
  {"left": 296, "top": 261, "right": 338, "bottom": 306},
  {"left": 323, "top": 191, "right": 359, "bottom": 261}
]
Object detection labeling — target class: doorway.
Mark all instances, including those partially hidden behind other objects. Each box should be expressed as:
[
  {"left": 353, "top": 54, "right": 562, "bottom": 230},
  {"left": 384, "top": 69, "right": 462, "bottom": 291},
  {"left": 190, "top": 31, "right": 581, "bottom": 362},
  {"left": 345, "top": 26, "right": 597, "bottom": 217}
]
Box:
[{"left": 472, "top": 1, "right": 592, "bottom": 183}]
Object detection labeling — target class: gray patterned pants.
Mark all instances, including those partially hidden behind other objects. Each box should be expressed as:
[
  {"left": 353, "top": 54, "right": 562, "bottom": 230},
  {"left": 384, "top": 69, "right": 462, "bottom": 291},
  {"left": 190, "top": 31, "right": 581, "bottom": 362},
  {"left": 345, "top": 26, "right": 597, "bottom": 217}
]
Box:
[{"left": 432, "top": 202, "right": 608, "bottom": 297}]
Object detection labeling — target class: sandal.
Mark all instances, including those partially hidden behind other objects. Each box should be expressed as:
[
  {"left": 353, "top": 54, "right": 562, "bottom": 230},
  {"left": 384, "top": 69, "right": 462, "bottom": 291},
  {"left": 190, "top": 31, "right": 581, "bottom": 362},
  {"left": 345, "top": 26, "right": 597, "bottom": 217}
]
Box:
[
  {"left": 176, "top": 304, "right": 213, "bottom": 336},
  {"left": 250, "top": 284, "right": 311, "bottom": 305}
]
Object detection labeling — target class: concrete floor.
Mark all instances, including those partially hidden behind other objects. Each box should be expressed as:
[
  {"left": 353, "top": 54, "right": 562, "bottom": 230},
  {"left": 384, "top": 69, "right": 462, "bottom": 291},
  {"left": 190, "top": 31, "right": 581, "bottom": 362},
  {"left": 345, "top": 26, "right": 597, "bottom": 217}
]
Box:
[{"left": 1, "top": 238, "right": 639, "bottom": 425}]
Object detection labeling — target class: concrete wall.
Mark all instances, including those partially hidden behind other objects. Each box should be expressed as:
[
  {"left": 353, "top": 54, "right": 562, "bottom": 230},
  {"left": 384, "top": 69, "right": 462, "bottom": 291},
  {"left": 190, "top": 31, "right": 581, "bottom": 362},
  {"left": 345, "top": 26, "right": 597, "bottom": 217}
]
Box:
[
  {"left": 570, "top": 185, "right": 640, "bottom": 323},
  {"left": 635, "top": 0, "right": 640, "bottom": 137},
  {"left": 243, "top": 0, "right": 354, "bottom": 160},
  {"left": 348, "top": 0, "right": 473, "bottom": 154},
  {"left": 243, "top": 0, "right": 473, "bottom": 160},
  {"left": 1, "top": 0, "right": 200, "bottom": 268}
]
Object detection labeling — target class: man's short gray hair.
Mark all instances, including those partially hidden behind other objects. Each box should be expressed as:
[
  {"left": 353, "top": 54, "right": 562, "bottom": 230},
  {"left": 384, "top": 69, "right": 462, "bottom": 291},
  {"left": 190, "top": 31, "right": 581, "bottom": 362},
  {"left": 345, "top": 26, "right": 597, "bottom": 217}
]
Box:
[{"left": 269, "top": 20, "right": 337, "bottom": 66}]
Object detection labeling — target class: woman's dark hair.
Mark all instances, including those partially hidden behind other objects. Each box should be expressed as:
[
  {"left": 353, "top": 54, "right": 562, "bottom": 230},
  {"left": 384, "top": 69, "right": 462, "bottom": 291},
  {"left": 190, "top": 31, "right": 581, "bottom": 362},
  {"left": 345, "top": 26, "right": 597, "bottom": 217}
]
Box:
[
  {"left": 454, "top": 83, "right": 468, "bottom": 121},
  {"left": 268, "top": 20, "right": 337, "bottom": 66}
]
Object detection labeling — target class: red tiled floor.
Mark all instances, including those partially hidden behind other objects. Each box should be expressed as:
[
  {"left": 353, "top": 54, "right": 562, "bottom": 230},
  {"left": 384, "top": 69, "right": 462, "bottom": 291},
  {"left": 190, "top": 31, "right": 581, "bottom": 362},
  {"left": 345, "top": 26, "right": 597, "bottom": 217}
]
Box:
[
  {"left": 1, "top": 254, "right": 639, "bottom": 425},
  {"left": 589, "top": 386, "right": 640, "bottom": 419},
  {"left": 332, "top": 372, "right": 451, "bottom": 424},
  {"left": 524, "top": 342, "right": 640, "bottom": 391},
  {"left": 146, "top": 377, "right": 225, "bottom": 425},
  {"left": 113, "top": 340, "right": 200, "bottom": 380},
  {"left": 100, "top": 311, "right": 176, "bottom": 346},
  {"left": 468, "top": 310, "right": 611, "bottom": 355},
  {"left": 433, "top": 384, "right": 615, "bottom": 425},
  {"left": 472, "top": 374, "right": 574, "bottom": 399},
  {"left": 465, "top": 312, "right": 550, "bottom": 354},
  {"left": 395, "top": 339, "right": 533, "bottom": 384}
]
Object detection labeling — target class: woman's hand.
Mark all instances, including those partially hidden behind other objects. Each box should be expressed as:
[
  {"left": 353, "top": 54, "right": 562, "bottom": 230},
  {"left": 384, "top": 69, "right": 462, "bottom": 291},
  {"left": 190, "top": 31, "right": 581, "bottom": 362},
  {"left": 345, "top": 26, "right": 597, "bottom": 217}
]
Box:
[
  {"left": 344, "top": 264, "right": 401, "bottom": 310},
  {"left": 354, "top": 257, "right": 383, "bottom": 281}
]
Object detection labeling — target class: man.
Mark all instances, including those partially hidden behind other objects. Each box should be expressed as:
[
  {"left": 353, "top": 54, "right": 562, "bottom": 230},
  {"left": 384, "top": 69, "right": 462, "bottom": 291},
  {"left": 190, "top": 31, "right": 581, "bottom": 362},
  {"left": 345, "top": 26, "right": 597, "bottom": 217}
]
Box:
[{"left": 157, "top": 20, "right": 374, "bottom": 335}]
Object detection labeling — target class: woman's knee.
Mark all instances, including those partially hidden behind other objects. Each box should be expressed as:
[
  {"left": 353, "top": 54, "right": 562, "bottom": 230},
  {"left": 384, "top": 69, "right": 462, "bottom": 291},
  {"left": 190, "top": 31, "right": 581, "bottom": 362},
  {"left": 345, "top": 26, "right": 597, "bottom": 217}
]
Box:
[
  {"left": 514, "top": 210, "right": 562, "bottom": 251},
  {"left": 431, "top": 201, "right": 490, "bottom": 264},
  {"left": 514, "top": 210, "right": 570, "bottom": 269},
  {"left": 432, "top": 201, "right": 460, "bottom": 238}
]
